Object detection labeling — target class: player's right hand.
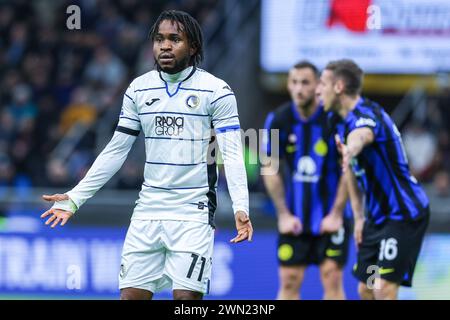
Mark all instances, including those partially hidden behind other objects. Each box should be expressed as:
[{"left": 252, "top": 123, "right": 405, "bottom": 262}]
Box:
[
  {"left": 41, "top": 194, "right": 74, "bottom": 228},
  {"left": 353, "top": 217, "right": 365, "bottom": 249},
  {"left": 335, "top": 134, "right": 351, "bottom": 173},
  {"left": 278, "top": 212, "right": 302, "bottom": 236}
]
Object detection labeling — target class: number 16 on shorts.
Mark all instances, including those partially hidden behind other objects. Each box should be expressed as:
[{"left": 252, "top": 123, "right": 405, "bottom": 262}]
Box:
[{"left": 379, "top": 238, "right": 398, "bottom": 261}]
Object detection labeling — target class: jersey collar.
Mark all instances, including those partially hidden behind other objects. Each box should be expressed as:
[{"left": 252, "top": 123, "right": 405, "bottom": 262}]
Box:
[
  {"left": 159, "top": 66, "right": 196, "bottom": 83},
  {"left": 352, "top": 96, "right": 365, "bottom": 111},
  {"left": 345, "top": 96, "right": 366, "bottom": 120},
  {"left": 158, "top": 66, "right": 197, "bottom": 97},
  {"left": 291, "top": 102, "right": 323, "bottom": 124}
]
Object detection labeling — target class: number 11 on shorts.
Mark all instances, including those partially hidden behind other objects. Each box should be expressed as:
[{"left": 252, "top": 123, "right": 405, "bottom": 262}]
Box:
[{"left": 187, "top": 253, "right": 206, "bottom": 282}]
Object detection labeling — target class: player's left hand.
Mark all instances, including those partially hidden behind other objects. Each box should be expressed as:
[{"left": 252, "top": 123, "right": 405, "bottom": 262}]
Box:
[
  {"left": 230, "top": 211, "right": 253, "bottom": 243},
  {"left": 320, "top": 210, "right": 343, "bottom": 234}
]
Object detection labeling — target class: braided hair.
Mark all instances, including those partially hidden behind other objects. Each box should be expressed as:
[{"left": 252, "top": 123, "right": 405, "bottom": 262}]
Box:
[{"left": 149, "top": 10, "right": 204, "bottom": 67}]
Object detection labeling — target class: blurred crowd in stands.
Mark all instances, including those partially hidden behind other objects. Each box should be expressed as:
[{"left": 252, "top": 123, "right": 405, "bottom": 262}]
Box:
[
  {"left": 0, "top": 0, "right": 448, "bottom": 198},
  {"left": 402, "top": 89, "right": 450, "bottom": 197},
  {"left": 0, "top": 0, "right": 220, "bottom": 191}
]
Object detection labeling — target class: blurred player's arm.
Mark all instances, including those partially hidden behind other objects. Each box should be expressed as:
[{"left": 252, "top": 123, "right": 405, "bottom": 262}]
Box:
[
  {"left": 261, "top": 110, "right": 301, "bottom": 235},
  {"left": 211, "top": 86, "right": 252, "bottom": 243},
  {"left": 262, "top": 158, "right": 288, "bottom": 213},
  {"left": 335, "top": 134, "right": 366, "bottom": 246},
  {"left": 339, "top": 128, "right": 374, "bottom": 170},
  {"left": 345, "top": 169, "right": 365, "bottom": 247},
  {"left": 262, "top": 159, "right": 302, "bottom": 235},
  {"left": 320, "top": 174, "right": 348, "bottom": 233}
]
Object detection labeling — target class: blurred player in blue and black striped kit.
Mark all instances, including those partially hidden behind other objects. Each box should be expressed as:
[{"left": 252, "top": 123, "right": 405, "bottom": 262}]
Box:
[
  {"left": 262, "top": 61, "right": 352, "bottom": 300},
  {"left": 317, "top": 59, "right": 430, "bottom": 300}
]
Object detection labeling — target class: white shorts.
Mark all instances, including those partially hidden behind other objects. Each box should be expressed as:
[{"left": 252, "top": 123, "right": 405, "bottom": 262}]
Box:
[{"left": 118, "top": 219, "right": 214, "bottom": 294}]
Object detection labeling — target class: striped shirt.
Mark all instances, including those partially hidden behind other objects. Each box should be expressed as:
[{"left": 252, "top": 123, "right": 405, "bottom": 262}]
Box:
[
  {"left": 343, "top": 97, "right": 429, "bottom": 224},
  {"left": 66, "top": 66, "right": 248, "bottom": 226},
  {"left": 264, "top": 103, "right": 351, "bottom": 235}
]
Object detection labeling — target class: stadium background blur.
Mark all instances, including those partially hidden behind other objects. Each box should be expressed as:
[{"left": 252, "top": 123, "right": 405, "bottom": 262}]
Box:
[{"left": 0, "top": 0, "right": 449, "bottom": 299}]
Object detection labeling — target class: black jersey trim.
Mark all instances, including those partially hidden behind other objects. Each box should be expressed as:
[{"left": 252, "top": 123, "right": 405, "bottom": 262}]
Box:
[
  {"left": 206, "top": 133, "right": 218, "bottom": 228},
  {"left": 116, "top": 126, "right": 140, "bottom": 136}
]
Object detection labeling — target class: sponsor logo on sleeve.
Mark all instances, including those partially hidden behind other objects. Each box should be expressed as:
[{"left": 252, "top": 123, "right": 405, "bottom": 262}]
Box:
[{"left": 355, "top": 117, "right": 376, "bottom": 128}]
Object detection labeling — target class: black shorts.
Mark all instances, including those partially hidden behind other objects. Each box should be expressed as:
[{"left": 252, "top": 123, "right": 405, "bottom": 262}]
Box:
[
  {"left": 353, "top": 212, "right": 429, "bottom": 287},
  {"left": 277, "top": 219, "right": 351, "bottom": 267}
]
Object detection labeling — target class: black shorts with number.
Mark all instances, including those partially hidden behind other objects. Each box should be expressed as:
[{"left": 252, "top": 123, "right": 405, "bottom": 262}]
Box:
[
  {"left": 353, "top": 211, "right": 429, "bottom": 287},
  {"left": 277, "top": 219, "right": 351, "bottom": 267}
]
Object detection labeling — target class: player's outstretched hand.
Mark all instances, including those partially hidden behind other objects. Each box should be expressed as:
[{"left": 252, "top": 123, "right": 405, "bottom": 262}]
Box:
[
  {"left": 41, "top": 194, "right": 74, "bottom": 228},
  {"left": 230, "top": 211, "right": 253, "bottom": 243},
  {"left": 320, "top": 210, "right": 343, "bottom": 234}
]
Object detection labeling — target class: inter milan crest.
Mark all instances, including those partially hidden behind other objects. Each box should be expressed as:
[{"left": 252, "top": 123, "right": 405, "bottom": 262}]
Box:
[{"left": 186, "top": 95, "right": 200, "bottom": 108}]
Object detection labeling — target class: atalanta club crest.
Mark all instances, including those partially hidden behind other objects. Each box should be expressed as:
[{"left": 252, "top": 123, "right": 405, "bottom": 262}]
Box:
[{"left": 186, "top": 95, "right": 200, "bottom": 108}]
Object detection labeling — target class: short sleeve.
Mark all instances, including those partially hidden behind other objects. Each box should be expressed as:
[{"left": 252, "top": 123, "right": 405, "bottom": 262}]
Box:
[
  {"left": 210, "top": 81, "right": 240, "bottom": 133},
  {"left": 346, "top": 109, "right": 379, "bottom": 137},
  {"left": 116, "top": 83, "right": 141, "bottom": 136}
]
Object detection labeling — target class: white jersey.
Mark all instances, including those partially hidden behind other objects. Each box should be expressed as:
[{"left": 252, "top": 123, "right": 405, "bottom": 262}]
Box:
[{"left": 62, "top": 66, "right": 249, "bottom": 226}]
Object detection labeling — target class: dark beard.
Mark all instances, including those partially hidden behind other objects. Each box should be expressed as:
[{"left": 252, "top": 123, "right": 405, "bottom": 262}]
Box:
[
  {"left": 299, "top": 96, "right": 315, "bottom": 111},
  {"left": 156, "top": 54, "right": 191, "bottom": 74}
]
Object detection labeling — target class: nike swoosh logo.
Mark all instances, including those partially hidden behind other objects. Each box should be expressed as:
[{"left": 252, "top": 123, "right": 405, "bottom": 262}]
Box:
[
  {"left": 326, "top": 249, "right": 342, "bottom": 257},
  {"left": 145, "top": 98, "right": 160, "bottom": 106},
  {"left": 379, "top": 268, "right": 395, "bottom": 275}
]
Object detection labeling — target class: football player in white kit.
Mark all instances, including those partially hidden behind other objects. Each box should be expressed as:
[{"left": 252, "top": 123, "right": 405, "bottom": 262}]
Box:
[{"left": 40, "top": 10, "right": 253, "bottom": 300}]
